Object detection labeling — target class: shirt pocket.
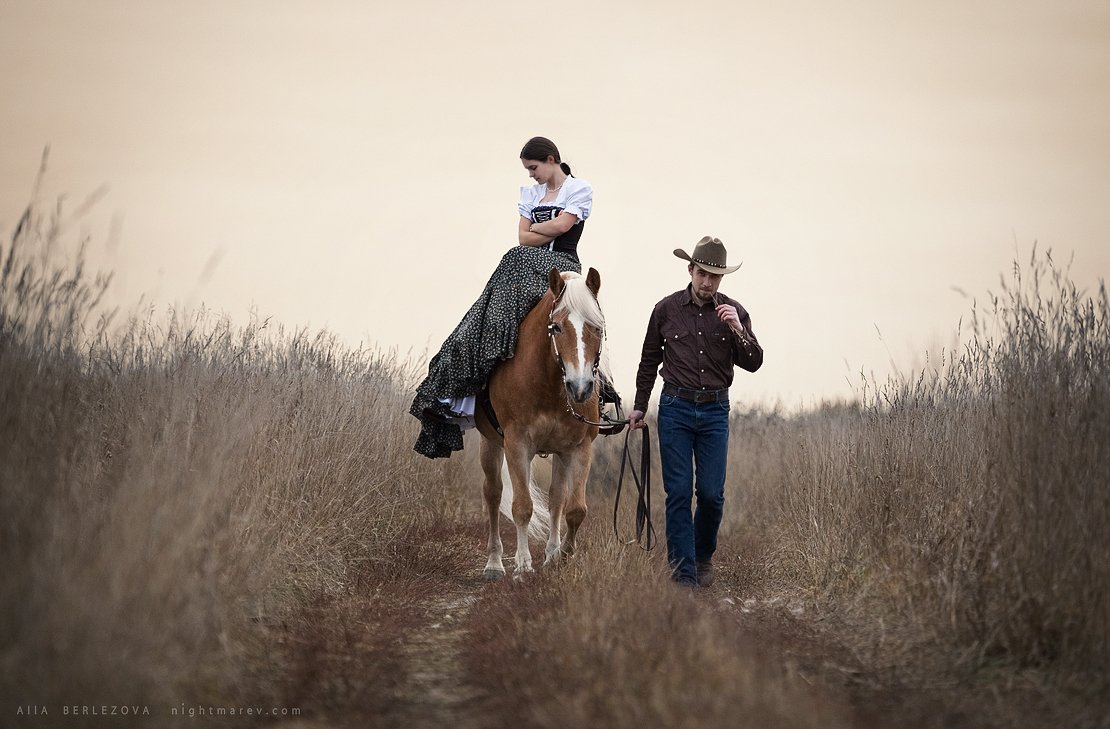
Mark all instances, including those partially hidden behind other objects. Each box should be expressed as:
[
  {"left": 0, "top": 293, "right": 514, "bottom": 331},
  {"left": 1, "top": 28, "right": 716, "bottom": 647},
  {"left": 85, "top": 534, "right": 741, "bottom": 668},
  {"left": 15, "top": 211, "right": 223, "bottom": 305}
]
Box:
[
  {"left": 661, "top": 328, "right": 685, "bottom": 348},
  {"left": 706, "top": 324, "right": 733, "bottom": 353}
]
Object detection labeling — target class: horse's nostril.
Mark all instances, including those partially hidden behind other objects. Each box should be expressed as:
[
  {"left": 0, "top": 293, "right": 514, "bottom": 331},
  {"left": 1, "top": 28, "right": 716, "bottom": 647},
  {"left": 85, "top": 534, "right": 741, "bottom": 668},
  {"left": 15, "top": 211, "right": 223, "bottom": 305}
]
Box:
[{"left": 566, "top": 379, "right": 595, "bottom": 403}]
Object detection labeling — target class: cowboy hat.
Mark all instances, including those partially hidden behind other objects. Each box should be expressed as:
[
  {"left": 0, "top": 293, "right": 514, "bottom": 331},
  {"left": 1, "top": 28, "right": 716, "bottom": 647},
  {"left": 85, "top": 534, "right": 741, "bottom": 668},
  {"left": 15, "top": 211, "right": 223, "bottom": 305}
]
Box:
[{"left": 673, "top": 236, "right": 742, "bottom": 274}]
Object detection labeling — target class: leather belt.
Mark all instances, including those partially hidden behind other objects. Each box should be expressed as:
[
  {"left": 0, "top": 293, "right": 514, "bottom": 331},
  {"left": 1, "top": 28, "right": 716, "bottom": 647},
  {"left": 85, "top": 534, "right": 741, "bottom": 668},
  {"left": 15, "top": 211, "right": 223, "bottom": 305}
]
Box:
[{"left": 662, "top": 384, "right": 729, "bottom": 403}]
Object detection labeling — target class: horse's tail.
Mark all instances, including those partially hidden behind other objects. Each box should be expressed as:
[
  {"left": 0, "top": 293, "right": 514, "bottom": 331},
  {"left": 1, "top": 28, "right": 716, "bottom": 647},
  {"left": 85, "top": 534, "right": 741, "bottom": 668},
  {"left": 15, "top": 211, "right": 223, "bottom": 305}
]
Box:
[{"left": 498, "top": 458, "right": 550, "bottom": 541}]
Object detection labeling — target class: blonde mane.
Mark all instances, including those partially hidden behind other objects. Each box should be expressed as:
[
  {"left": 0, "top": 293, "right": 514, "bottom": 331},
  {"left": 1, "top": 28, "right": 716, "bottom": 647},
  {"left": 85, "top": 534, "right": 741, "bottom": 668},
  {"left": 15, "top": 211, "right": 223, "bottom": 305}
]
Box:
[{"left": 554, "top": 272, "right": 605, "bottom": 331}]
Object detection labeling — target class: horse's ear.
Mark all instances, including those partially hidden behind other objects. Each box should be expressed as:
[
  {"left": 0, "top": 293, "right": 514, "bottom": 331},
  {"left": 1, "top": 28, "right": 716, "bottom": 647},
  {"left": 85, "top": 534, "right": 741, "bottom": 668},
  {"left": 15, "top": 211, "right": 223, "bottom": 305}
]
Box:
[
  {"left": 586, "top": 267, "right": 601, "bottom": 297},
  {"left": 548, "top": 267, "right": 565, "bottom": 298}
]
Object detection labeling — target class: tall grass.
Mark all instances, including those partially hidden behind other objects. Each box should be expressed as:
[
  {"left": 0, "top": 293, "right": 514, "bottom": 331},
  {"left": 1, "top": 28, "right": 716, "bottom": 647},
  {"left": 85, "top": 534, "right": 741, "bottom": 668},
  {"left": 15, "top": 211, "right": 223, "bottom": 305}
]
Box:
[
  {"left": 3, "top": 179, "right": 1106, "bottom": 727},
  {"left": 724, "top": 249, "right": 1110, "bottom": 679},
  {"left": 1, "top": 195, "right": 479, "bottom": 717},
  {"left": 465, "top": 539, "right": 855, "bottom": 729}
]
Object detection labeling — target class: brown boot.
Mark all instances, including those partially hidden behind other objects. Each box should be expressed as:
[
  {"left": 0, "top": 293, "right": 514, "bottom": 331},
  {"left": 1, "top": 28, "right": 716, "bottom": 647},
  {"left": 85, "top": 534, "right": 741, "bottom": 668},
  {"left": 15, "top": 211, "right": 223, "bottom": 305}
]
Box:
[{"left": 696, "top": 561, "right": 715, "bottom": 588}]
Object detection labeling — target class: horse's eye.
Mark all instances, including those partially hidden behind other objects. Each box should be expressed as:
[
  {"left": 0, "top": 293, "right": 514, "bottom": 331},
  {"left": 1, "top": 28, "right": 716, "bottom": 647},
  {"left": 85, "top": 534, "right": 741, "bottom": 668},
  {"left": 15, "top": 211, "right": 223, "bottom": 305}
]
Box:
[{"left": 551, "top": 323, "right": 562, "bottom": 334}]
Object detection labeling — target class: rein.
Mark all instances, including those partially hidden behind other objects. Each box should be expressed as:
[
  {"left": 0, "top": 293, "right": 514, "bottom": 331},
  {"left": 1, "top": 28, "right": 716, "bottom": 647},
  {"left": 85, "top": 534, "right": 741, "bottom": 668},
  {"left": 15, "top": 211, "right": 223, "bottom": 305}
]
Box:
[
  {"left": 612, "top": 425, "right": 656, "bottom": 550},
  {"left": 546, "top": 298, "right": 655, "bottom": 550}
]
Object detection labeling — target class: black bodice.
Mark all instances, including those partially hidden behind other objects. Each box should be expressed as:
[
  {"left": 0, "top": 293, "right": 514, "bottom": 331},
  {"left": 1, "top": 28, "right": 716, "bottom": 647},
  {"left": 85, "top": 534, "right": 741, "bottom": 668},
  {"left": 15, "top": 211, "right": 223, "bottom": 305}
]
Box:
[{"left": 532, "top": 205, "right": 585, "bottom": 262}]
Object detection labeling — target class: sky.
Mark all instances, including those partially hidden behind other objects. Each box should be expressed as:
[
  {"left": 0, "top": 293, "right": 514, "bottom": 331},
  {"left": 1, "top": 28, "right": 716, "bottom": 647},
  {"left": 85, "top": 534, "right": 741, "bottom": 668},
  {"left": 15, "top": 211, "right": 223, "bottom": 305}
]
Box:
[{"left": 2, "top": 0, "right": 1108, "bottom": 408}]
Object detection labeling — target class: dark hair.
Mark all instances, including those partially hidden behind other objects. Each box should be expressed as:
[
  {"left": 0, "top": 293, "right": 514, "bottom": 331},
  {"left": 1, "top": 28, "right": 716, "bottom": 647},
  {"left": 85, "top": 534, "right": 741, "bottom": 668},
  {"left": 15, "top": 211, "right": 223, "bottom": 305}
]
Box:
[{"left": 520, "top": 136, "right": 572, "bottom": 176}]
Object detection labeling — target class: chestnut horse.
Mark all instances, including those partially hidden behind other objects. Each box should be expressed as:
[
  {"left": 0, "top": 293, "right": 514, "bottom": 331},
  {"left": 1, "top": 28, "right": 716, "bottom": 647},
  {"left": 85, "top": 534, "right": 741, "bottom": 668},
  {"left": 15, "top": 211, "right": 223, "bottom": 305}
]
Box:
[{"left": 475, "top": 267, "right": 606, "bottom": 579}]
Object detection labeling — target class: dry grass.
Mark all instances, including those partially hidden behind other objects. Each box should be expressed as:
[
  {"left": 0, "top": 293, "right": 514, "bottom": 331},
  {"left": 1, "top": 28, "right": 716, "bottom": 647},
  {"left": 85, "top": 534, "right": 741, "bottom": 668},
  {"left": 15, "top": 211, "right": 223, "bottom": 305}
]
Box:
[
  {"left": 1, "top": 196, "right": 479, "bottom": 723},
  {"left": 2, "top": 185, "right": 1107, "bottom": 727},
  {"left": 717, "top": 250, "right": 1110, "bottom": 691},
  {"left": 464, "top": 531, "right": 857, "bottom": 729}
]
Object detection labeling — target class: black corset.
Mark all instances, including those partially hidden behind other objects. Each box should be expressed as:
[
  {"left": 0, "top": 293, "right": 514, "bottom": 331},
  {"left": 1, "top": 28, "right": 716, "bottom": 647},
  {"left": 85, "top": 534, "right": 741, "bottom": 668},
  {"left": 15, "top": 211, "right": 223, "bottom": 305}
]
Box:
[{"left": 532, "top": 205, "right": 585, "bottom": 261}]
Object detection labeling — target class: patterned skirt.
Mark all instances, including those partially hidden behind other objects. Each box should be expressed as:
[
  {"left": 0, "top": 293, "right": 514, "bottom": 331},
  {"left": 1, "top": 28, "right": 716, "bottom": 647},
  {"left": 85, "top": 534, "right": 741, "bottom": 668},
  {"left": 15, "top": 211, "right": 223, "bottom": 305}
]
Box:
[{"left": 411, "top": 246, "right": 581, "bottom": 458}]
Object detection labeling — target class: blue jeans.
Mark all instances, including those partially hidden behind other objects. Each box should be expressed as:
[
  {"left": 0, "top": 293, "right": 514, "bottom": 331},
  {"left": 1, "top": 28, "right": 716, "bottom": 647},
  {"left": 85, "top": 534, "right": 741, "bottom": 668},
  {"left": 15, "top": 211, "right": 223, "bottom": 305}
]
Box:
[{"left": 657, "top": 393, "right": 730, "bottom": 583}]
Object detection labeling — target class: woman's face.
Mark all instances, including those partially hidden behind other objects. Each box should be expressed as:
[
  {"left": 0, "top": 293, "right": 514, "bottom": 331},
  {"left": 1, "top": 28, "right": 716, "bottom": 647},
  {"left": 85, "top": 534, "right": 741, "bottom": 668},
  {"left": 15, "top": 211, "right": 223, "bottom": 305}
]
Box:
[{"left": 521, "top": 156, "right": 560, "bottom": 185}]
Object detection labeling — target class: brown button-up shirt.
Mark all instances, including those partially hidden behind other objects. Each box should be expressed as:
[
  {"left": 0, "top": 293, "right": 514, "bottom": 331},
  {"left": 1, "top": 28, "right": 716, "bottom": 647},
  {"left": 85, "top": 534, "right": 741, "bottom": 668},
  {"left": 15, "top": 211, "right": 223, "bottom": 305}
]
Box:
[{"left": 633, "top": 285, "right": 763, "bottom": 412}]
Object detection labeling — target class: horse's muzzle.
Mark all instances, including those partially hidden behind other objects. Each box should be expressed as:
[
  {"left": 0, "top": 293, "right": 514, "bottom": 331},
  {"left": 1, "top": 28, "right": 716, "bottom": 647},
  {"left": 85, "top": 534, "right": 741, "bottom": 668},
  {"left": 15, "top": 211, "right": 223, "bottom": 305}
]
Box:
[{"left": 565, "top": 377, "right": 595, "bottom": 404}]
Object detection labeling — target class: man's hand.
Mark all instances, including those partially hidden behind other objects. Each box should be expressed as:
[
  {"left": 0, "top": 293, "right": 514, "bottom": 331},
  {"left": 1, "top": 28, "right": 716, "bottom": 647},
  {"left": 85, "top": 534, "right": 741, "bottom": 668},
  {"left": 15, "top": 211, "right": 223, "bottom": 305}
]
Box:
[
  {"left": 629, "top": 409, "right": 647, "bottom": 430},
  {"left": 716, "top": 303, "right": 749, "bottom": 341}
]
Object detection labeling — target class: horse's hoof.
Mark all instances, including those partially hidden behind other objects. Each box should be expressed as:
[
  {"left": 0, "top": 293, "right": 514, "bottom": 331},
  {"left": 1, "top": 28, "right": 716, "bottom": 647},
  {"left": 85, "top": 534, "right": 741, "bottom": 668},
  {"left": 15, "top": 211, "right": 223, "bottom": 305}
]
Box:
[
  {"left": 482, "top": 568, "right": 505, "bottom": 581},
  {"left": 543, "top": 550, "right": 566, "bottom": 568}
]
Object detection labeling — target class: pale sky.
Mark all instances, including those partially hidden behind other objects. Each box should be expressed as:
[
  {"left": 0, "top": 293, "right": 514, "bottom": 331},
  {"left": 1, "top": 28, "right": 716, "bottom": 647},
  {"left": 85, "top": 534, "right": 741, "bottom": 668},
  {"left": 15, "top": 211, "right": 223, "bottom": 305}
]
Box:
[{"left": 3, "top": 1, "right": 1108, "bottom": 408}]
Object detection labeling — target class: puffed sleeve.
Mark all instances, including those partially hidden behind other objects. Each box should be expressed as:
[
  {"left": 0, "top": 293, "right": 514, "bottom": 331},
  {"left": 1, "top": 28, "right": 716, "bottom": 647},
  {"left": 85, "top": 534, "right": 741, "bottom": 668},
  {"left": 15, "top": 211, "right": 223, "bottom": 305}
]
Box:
[
  {"left": 561, "top": 179, "right": 593, "bottom": 221},
  {"left": 518, "top": 186, "right": 536, "bottom": 219}
]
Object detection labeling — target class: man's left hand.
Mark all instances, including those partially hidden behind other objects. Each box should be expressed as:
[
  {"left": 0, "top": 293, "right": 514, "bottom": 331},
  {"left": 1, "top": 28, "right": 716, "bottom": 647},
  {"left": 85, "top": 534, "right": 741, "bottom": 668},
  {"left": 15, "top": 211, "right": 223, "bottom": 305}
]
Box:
[{"left": 716, "top": 303, "right": 742, "bottom": 332}]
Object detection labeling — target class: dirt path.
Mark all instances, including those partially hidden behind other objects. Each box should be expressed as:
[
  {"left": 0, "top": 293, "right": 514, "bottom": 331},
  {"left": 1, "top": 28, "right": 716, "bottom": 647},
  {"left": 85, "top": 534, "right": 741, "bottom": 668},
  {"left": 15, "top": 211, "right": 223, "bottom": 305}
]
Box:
[
  {"left": 284, "top": 526, "right": 1087, "bottom": 729},
  {"left": 385, "top": 579, "right": 488, "bottom": 729}
]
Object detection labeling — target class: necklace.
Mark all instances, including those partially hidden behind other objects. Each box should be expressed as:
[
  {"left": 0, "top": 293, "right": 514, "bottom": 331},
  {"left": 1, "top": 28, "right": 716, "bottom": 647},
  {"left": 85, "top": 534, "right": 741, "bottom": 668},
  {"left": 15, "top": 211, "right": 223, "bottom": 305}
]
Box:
[{"left": 546, "top": 179, "right": 565, "bottom": 194}]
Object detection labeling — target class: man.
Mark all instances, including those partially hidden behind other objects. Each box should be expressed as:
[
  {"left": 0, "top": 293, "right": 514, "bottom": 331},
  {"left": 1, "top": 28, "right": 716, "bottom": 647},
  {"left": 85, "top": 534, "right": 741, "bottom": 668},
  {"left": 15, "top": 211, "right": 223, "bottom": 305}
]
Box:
[{"left": 629, "top": 236, "right": 763, "bottom": 587}]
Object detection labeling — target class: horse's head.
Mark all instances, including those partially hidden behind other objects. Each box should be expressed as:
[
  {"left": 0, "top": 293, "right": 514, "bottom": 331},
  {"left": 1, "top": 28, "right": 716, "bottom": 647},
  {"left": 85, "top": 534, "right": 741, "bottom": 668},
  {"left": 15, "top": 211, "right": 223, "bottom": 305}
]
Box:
[{"left": 547, "top": 267, "right": 604, "bottom": 403}]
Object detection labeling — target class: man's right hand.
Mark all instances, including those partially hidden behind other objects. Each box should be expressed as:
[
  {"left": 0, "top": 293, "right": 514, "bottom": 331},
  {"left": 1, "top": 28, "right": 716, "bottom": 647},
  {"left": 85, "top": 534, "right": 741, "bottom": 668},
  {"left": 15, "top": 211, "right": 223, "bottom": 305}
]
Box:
[{"left": 629, "top": 409, "right": 647, "bottom": 430}]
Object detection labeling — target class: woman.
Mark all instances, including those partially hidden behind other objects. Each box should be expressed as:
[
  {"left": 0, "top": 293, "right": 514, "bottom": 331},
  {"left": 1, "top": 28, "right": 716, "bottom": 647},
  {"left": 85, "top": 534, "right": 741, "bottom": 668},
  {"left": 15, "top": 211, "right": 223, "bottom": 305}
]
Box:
[{"left": 410, "top": 137, "right": 594, "bottom": 459}]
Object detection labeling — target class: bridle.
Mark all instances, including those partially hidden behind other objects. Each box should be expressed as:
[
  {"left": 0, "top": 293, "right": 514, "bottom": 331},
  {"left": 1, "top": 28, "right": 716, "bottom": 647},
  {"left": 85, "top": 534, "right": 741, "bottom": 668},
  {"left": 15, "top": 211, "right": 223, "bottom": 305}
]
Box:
[
  {"left": 546, "top": 297, "right": 656, "bottom": 550},
  {"left": 546, "top": 298, "right": 616, "bottom": 428}
]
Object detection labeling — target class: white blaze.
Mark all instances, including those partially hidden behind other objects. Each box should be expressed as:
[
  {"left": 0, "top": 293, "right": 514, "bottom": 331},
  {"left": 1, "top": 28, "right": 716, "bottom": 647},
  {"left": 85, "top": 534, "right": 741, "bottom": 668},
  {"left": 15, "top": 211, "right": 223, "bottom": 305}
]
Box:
[{"left": 565, "top": 312, "right": 592, "bottom": 386}]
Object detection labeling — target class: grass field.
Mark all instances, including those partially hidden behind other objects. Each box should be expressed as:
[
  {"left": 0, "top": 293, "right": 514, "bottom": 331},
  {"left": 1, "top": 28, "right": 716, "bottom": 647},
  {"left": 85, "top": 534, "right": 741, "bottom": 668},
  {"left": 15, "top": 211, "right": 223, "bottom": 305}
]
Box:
[{"left": 2, "top": 197, "right": 1108, "bottom": 727}]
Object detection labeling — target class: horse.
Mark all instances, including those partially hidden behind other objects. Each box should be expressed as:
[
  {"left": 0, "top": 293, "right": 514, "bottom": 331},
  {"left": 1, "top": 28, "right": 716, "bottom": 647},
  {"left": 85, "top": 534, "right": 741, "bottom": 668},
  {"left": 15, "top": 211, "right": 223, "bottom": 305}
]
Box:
[{"left": 474, "top": 267, "right": 606, "bottom": 579}]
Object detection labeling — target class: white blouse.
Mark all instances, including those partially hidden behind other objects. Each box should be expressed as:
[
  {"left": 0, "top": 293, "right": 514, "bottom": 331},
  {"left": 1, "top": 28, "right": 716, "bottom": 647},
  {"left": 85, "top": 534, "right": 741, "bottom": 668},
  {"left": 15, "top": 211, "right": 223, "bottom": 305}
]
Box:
[{"left": 518, "top": 176, "right": 593, "bottom": 223}]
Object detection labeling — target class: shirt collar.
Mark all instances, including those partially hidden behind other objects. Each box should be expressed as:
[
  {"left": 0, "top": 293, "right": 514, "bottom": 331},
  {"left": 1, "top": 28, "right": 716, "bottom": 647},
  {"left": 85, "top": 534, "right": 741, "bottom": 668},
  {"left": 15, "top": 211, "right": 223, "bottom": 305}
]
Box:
[{"left": 682, "top": 284, "right": 715, "bottom": 308}]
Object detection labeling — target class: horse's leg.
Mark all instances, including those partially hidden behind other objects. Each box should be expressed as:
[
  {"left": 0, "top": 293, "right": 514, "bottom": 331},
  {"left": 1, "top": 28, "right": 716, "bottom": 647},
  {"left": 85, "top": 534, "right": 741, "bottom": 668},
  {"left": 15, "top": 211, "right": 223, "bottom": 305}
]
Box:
[
  {"left": 561, "top": 443, "right": 593, "bottom": 558},
  {"left": 504, "top": 437, "right": 535, "bottom": 576},
  {"left": 544, "top": 454, "right": 568, "bottom": 566},
  {"left": 479, "top": 436, "right": 506, "bottom": 580}
]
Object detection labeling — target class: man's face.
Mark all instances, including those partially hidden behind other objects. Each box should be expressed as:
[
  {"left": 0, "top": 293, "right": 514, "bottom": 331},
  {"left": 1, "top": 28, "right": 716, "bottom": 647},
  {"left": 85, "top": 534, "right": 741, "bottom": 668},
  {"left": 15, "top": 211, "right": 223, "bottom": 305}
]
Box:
[{"left": 689, "top": 264, "right": 723, "bottom": 302}]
